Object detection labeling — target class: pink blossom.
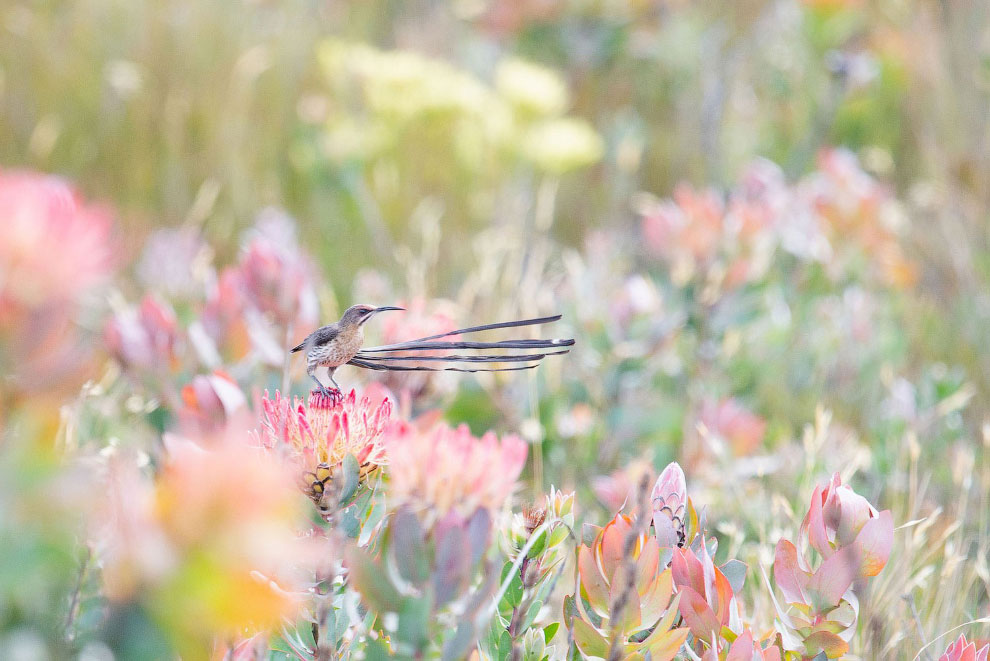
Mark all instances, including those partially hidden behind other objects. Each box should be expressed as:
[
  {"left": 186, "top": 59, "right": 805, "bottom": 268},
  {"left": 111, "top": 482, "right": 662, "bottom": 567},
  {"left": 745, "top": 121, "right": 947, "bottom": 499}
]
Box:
[
  {"left": 591, "top": 459, "right": 653, "bottom": 512},
  {"left": 384, "top": 419, "right": 527, "bottom": 518},
  {"left": 0, "top": 170, "right": 115, "bottom": 399},
  {"left": 257, "top": 388, "right": 391, "bottom": 501},
  {"left": 237, "top": 235, "right": 318, "bottom": 329},
  {"left": 93, "top": 436, "right": 306, "bottom": 638},
  {"left": 0, "top": 170, "right": 113, "bottom": 310},
  {"left": 104, "top": 294, "right": 180, "bottom": 371},
  {"left": 179, "top": 370, "right": 247, "bottom": 434},
  {"left": 652, "top": 461, "right": 687, "bottom": 548},
  {"left": 699, "top": 398, "right": 768, "bottom": 456},
  {"left": 642, "top": 184, "right": 724, "bottom": 266}
]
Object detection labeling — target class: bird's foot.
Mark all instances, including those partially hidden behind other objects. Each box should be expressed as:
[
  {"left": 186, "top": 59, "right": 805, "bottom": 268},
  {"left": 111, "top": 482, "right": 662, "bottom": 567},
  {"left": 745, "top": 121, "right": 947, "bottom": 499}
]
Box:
[{"left": 310, "top": 386, "right": 344, "bottom": 405}]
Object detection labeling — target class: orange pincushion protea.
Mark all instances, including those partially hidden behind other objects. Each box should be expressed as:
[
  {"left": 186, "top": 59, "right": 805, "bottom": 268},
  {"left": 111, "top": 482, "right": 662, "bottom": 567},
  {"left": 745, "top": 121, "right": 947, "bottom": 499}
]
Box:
[{"left": 258, "top": 388, "right": 391, "bottom": 504}]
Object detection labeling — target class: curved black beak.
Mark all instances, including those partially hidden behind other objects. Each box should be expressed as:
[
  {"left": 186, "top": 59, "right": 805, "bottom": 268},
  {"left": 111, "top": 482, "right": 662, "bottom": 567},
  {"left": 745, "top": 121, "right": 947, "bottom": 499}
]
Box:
[{"left": 373, "top": 306, "right": 405, "bottom": 314}]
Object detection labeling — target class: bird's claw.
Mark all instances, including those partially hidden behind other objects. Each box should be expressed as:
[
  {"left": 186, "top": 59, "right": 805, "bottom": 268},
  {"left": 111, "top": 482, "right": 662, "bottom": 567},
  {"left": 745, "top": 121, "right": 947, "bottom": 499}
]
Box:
[{"left": 310, "top": 385, "right": 343, "bottom": 403}]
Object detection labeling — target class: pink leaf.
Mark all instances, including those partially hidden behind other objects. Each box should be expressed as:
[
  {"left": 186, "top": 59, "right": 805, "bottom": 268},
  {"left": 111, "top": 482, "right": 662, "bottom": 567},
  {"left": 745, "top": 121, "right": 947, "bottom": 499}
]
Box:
[
  {"left": 772, "top": 539, "right": 808, "bottom": 606},
  {"left": 852, "top": 509, "right": 893, "bottom": 577}
]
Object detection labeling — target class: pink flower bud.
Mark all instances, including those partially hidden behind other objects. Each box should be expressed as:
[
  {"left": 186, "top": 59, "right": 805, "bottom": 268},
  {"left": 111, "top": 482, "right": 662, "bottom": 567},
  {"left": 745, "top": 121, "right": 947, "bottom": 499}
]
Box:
[
  {"left": 938, "top": 635, "right": 990, "bottom": 661},
  {"left": 652, "top": 461, "right": 687, "bottom": 548}
]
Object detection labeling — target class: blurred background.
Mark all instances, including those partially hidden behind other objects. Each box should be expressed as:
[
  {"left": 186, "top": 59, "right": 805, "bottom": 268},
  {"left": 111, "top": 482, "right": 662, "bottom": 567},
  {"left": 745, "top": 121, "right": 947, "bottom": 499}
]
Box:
[{"left": 2, "top": 0, "right": 990, "bottom": 657}]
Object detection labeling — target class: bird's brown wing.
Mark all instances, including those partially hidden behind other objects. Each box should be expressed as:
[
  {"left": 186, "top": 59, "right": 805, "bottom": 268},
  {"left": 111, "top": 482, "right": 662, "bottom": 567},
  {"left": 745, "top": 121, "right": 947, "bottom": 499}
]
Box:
[
  {"left": 290, "top": 324, "right": 340, "bottom": 353},
  {"left": 348, "top": 315, "right": 573, "bottom": 373}
]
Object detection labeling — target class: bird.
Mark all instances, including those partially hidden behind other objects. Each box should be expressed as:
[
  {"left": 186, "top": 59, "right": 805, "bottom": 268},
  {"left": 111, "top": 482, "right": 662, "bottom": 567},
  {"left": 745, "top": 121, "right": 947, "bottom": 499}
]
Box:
[{"left": 290, "top": 304, "right": 574, "bottom": 396}]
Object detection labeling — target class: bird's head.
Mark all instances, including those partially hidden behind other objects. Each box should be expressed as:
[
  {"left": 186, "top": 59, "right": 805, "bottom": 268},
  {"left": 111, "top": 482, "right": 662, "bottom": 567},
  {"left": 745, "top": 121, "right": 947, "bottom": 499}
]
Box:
[{"left": 341, "top": 304, "right": 404, "bottom": 327}]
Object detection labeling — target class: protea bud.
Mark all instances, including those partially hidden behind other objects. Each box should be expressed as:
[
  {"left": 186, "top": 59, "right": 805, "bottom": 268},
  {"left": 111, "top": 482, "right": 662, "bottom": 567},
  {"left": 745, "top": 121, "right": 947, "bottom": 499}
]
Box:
[
  {"left": 938, "top": 635, "right": 990, "bottom": 661},
  {"left": 652, "top": 461, "right": 687, "bottom": 548}
]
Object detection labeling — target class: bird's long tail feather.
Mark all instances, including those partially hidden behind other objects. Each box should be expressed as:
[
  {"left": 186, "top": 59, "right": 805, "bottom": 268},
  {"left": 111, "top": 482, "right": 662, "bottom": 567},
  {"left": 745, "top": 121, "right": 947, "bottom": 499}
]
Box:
[{"left": 348, "top": 315, "right": 574, "bottom": 373}]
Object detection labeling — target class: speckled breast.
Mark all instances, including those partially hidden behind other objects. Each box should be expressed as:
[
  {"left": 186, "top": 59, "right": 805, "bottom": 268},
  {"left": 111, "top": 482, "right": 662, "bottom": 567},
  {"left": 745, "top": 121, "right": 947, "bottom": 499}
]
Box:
[{"left": 315, "top": 327, "right": 364, "bottom": 368}]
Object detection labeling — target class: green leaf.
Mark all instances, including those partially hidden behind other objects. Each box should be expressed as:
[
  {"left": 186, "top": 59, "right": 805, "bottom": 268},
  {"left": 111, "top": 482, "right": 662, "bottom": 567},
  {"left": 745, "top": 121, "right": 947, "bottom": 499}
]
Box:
[
  {"left": 528, "top": 529, "right": 548, "bottom": 557},
  {"left": 562, "top": 594, "right": 578, "bottom": 630},
  {"left": 346, "top": 547, "right": 402, "bottom": 614},
  {"left": 337, "top": 505, "right": 361, "bottom": 538},
  {"left": 338, "top": 453, "right": 360, "bottom": 504},
  {"left": 548, "top": 525, "right": 569, "bottom": 548},
  {"left": 497, "top": 629, "right": 512, "bottom": 661},
  {"left": 442, "top": 622, "right": 477, "bottom": 661},
  {"left": 500, "top": 561, "right": 524, "bottom": 608},
  {"left": 397, "top": 596, "right": 430, "bottom": 654},
  {"left": 542, "top": 622, "right": 559, "bottom": 644},
  {"left": 360, "top": 490, "right": 386, "bottom": 547},
  {"left": 571, "top": 617, "right": 609, "bottom": 659},
  {"left": 521, "top": 599, "right": 543, "bottom": 632},
  {"left": 365, "top": 638, "right": 391, "bottom": 661}
]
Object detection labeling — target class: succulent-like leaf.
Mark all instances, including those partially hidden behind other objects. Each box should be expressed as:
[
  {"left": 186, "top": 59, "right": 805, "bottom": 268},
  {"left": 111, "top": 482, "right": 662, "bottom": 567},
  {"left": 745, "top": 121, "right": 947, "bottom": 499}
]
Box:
[
  {"left": 772, "top": 540, "right": 808, "bottom": 606},
  {"left": 607, "top": 562, "right": 643, "bottom": 635},
  {"left": 346, "top": 547, "right": 402, "bottom": 615},
  {"left": 599, "top": 516, "right": 633, "bottom": 581},
  {"left": 397, "top": 596, "right": 430, "bottom": 654},
  {"left": 572, "top": 617, "right": 609, "bottom": 660},
  {"left": 442, "top": 621, "right": 476, "bottom": 661},
  {"left": 640, "top": 611, "right": 689, "bottom": 661},
  {"left": 577, "top": 545, "right": 610, "bottom": 617},
  {"left": 851, "top": 509, "right": 893, "bottom": 578},
  {"left": 721, "top": 559, "right": 747, "bottom": 594},
  {"left": 466, "top": 507, "right": 492, "bottom": 568},
  {"left": 338, "top": 453, "right": 360, "bottom": 504},
  {"left": 804, "top": 546, "right": 858, "bottom": 613},
  {"left": 676, "top": 586, "right": 721, "bottom": 640},
  {"left": 803, "top": 631, "right": 848, "bottom": 659},
  {"left": 433, "top": 520, "right": 470, "bottom": 607},
  {"left": 639, "top": 568, "right": 673, "bottom": 629},
  {"left": 633, "top": 538, "right": 660, "bottom": 595},
  {"left": 391, "top": 508, "right": 430, "bottom": 586}
]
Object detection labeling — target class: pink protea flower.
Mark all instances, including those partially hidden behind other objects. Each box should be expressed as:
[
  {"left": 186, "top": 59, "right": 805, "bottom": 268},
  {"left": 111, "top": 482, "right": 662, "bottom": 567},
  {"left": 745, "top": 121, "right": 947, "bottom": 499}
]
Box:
[
  {"left": 939, "top": 635, "right": 990, "bottom": 661},
  {"left": 0, "top": 170, "right": 113, "bottom": 310},
  {"left": 197, "top": 214, "right": 319, "bottom": 366},
  {"left": 94, "top": 437, "right": 305, "bottom": 644},
  {"left": 104, "top": 293, "right": 180, "bottom": 371},
  {"left": 383, "top": 419, "right": 527, "bottom": 518},
  {"left": 199, "top": 269, "right": 253, "bottom": 363},
  {"left": 237, "top": 237, "right": 319, "bottom": 329},
  {"left": 803, "top": 148, "right": 916, "bottom": 287},
  {"left": 698, "top": 397, "right": 768, "bottom": 457},
  {"left": 0, "top": 170, "right": 115, "bottom": 401},
  {"left": 257, "top": 388, "right": 391, "bottom": 503},
  {"left": 642, "top": 184, "right": 724, "bottom": 270},
  {"left": 592, "top": 458, "right": 654, "bottom": 513},
  {"left": 652, "top": 461, "right": 687, "bottom": 548},
  {"left": 179, "top": 370, "right": 247, "bottom": 434}
]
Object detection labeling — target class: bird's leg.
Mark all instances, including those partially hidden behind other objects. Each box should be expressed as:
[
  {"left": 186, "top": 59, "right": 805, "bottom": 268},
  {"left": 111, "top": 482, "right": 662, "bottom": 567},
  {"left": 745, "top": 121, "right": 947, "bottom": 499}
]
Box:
[
  {"left": 308, "top": 363, "right": 330, "bottom": 397},
  {"left": 328, "top": 368, "right": 342, "bottom": 394}
]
